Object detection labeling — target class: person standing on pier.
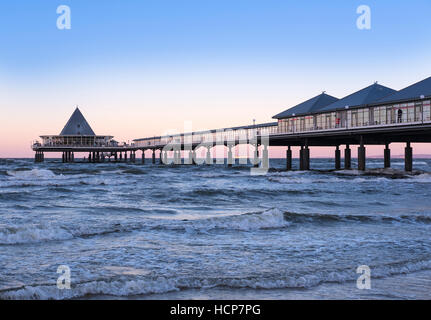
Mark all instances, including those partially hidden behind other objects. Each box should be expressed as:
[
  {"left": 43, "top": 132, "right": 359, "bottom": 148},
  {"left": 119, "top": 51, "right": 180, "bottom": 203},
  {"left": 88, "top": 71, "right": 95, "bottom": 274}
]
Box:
[{"left": 398, "top": 109, "right": 403, "bottom": 123}]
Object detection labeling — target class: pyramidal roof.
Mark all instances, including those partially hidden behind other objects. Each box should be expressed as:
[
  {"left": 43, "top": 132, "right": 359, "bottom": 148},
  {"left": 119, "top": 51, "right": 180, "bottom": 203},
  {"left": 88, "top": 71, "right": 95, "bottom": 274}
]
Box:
[
  {"left": 319, "top": 83, "right": 397, "bottom": 112},
  {"left": 273, "top": 93, "right": 339, "bottom": 119},
  {"left": 60, "top": 107, "right": 96, "bottom": 136},
  {"left": 377, "top": 76, "right": 431, "bottom": 104}
]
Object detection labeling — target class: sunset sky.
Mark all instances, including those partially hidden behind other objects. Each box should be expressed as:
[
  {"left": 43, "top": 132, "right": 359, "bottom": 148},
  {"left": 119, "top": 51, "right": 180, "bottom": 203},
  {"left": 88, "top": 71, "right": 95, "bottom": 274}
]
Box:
[{"left": 1, "top": 0, "right": 431, "bottom": 158}]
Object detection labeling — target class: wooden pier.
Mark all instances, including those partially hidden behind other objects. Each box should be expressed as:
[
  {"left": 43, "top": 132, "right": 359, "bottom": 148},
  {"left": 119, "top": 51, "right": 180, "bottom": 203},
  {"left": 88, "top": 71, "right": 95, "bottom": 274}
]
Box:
[{"left": 33, "top": 77, "right": 431, "bottom": 172}]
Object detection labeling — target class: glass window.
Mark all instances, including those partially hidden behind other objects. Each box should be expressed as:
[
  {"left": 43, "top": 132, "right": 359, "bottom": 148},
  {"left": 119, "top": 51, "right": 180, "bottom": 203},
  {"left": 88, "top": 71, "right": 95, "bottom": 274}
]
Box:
[
  {"left": 424, "top": 101, "right": 430, "bottom": 121},
  {"left": 406, "top": 103, "right": 415, "bottom": 122},
  {"left": 415, "top": 102, "right": 423, "bottom": 122}
]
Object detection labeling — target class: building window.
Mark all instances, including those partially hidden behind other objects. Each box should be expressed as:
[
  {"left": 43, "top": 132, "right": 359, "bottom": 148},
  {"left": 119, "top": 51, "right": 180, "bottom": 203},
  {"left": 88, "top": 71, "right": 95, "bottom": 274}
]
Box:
[{"left": 424, "top": 101, "right": 430, "bottom": 121}]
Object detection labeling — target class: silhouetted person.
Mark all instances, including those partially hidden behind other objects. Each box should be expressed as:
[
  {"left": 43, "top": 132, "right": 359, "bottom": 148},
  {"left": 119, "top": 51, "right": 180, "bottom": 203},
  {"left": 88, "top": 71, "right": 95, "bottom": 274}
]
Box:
[{"left": 397, "top": 109, "right": 403, "bottom": 123}]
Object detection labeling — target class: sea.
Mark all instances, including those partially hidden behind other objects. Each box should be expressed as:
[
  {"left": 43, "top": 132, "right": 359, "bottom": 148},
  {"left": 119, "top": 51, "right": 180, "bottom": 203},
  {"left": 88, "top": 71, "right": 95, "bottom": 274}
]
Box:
[{"left": 1, "top": 157, "right": 431, "bottom": 300}]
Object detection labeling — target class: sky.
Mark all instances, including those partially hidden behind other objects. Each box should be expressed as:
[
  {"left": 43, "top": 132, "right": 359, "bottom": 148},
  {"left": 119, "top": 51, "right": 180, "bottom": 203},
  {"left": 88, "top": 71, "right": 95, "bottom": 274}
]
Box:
[{"left": 1, "top": 0, "right": 431, "bottom": 157}]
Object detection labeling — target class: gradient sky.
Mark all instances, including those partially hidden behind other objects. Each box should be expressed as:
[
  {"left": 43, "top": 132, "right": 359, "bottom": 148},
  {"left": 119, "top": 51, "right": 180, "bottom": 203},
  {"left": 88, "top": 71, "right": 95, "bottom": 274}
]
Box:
[{"left": 1, "top": 0, "right": 431, "bottom": 157}]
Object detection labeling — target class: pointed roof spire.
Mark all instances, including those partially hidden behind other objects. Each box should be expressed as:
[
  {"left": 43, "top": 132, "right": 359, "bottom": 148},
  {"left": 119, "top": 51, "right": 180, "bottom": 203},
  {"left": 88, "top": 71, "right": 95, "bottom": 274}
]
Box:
[{"left": 60, "top": 107, "right": 96, "bottom": 136}]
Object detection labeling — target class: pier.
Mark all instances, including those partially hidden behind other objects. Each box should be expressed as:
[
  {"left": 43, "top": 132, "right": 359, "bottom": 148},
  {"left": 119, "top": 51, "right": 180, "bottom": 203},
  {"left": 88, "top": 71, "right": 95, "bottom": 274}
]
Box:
[
  {"left": 32, "top": 108, "right": 141, "bottom": 164},
  {"left": 33, "top": 77, "right": 431, "bottom": 172}
]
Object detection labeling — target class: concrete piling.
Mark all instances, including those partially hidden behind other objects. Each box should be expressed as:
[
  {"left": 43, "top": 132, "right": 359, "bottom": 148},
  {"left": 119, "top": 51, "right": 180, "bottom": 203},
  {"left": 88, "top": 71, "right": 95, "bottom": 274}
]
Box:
[
  {"left": 405, "top": 142, "right": 413, "bottom": 172},
  {"left": 303, "top": 145, "right": 310, "bottom": 171},
  {"left": 335, "top": 146, "right": 341, "bottom": 170},
  {"left": 344, "top": 144, "right": 351, "bottom": 169},
  {"left": 384, "top": 143, "right": 391, "bottom": 168},
  {"left": 227, "top": 145, "right": 233, "bottom": 167},
  {"left": 286, "top": 146, "right": 292, "bottom": 171},
  {"left": 206, "top": 147, "right": 212, "bottom": 165},
  {"left": 358, "top": 138, "right": 366, "bottom": 171}
]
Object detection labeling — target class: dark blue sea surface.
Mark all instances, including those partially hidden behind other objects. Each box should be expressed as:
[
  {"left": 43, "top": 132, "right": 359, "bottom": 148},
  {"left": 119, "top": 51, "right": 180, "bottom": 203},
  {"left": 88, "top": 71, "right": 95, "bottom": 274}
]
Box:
[{"left": 1, "top": 158, "right": 431, "bottom": 299}]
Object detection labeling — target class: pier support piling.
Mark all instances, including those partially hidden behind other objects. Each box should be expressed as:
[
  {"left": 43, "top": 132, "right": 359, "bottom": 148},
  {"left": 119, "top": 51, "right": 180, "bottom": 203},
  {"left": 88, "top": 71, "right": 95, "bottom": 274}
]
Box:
[
  {"left": 335, "top": 146, "right": 341, "bottom": 170},
  {"left": 175, "top": 150, "right": 182, "bottom": 165},
  {"left": 286, "top": 146, "right": 292, "bottom": 171},
  {"left": 152, "top": 150, "right": 156, "bottom": 164},
  {"left": 227, "top": 145, "right": 233, "bottom": 167},
  {"left": 206, "top": 147, "right": 212, "bottom": 165},
  {"left": 262, "top": 144, "right": 269, "bottom": 169},
  {"left": 384, "top": 143, "right": 391, "bottom": 168},
  {"left": 142, "top": 150, "right": 145, "bottom": 164},
  {"left": 187, "top": 150, "right": 193, "bottom": 165},
  {"left": 303, "top": 144, "right": 310, "bottom": 171},
  {"left": 299, "top": 146, "right": 304, "bottom": 170},
  {"left": 405, "top": 142, "right": 413, "bottom": 172},
  {"left": 345, "top": 144, "right": 351, "bottom": 169},
  {"left": 358, "top": 137, "right": 366, "bottom": 171},
  {"left": 253, "top": 145, "right": 259, "bottom": 168}
]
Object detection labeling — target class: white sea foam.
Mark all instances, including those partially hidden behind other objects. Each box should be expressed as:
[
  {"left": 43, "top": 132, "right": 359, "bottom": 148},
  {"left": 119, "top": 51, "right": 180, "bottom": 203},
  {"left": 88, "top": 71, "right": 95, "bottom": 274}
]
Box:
[
  {"left": 411, "top": 173, "right": 431, "bottom": 183},
  {"left": 186, "top": 208, "right": 289, "bottom": 231},
  {"left": 2, "top": 259, "right": 431, "bottom": 300},
  {"left": 0, "top": 224, "right": 74, "bottom": 244},
  {"left": 152, "top": 208, "right": 290, "bottom": 232},
  {"left": 6, "top": 169, "right": 61, "bottom": 180}
]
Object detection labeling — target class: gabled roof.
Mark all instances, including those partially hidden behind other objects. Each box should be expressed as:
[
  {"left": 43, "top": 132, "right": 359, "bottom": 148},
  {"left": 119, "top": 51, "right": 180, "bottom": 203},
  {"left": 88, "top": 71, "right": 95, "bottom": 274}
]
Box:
[
  {"left": 272, "top": 93, "right": 339, "bottom": 119},
  {"left": 377, "top": 76, "right": 431, "bottom": 104},
  {"left": 60, "top": 107, "right": 96, "bottom": 136},
  {"left": 319, "top": 83, "right": 397, "bottom": 112}
]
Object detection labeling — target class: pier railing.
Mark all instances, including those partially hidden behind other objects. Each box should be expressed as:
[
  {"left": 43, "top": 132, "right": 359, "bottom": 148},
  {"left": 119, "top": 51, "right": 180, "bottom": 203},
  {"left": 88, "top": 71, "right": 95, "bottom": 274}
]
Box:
[
  {"left": 133, "top": 98, "right": 431, "bottom": 148},
  {"left": 32, "top": 141, "right": 135, "bottom": 149}
]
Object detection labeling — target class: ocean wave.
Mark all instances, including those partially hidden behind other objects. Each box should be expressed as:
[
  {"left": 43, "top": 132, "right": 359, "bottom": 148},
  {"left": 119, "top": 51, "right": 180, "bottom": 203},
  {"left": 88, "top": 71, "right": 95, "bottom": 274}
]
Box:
[
  {"left": 2, "top": 209, "right": 430, "bottom": 246},
  {"left": 178, "top": 208, "right": 290, "bottom": 231},
  {"left": 122, "top": 168, "right": 147, "bottom": 175},
  {"left": 2, "top": 258, "right": 431, "bottom": 299},
  {"left": 0, "top": 175, "right": 116, "bottom": 188},
  {"left": 411, "top": 173, "right": 431, "bottom": 183},
  {"left": 0, "top": 221, "right": 145, "bottom": 245},
  {"left": 6, "top": 169, "right": 61, "bottom": 180},
  {"left": 0, "top": 209, "right": 289, "bottom": 245},
  {"left": 0, "top": 224, "right": 74, "bottom": 244},
  {"left": 282, "top": 211, "right": 431, "bottom": 225}
]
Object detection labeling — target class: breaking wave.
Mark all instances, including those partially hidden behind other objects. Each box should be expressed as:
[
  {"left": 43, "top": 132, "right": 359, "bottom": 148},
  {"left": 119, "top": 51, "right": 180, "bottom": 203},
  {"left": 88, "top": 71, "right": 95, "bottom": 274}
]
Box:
[
  {"left": 3, "top": 208, "right": 431, "bottom": 245},
  {"left": 6, "top": 169, "right": 60, "bottom": 180},
  {"left": 2, "top": 258, "right": 431, "bottom": 300}
]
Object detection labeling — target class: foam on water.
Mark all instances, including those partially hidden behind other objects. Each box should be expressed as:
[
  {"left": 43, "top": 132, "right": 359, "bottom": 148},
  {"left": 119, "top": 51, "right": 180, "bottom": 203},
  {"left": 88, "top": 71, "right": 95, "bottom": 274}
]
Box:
[
  {"left": 2, "top": 258, "right": 431, "bottom": 300},
  {"left": 0, "top": 223, "right": 73, "bottom": 244},
  {"left": 6, "top": 169, "right": 60, "bottom": 180}
]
